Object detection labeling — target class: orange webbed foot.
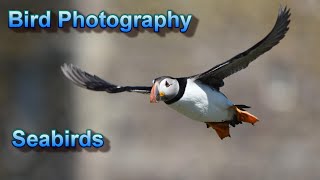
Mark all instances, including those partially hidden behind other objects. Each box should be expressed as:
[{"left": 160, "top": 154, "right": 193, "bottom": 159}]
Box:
[
  {"left": 233, "top": 106, "right": 259, "bottom": 125},
  {"left": 206, "top": 122, "right": 231, "bottom": 140}
]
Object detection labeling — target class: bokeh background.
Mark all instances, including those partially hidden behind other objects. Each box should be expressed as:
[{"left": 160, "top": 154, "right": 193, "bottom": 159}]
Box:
[{"left": 1, "top": 0, "right": 319, "bottom": 180}]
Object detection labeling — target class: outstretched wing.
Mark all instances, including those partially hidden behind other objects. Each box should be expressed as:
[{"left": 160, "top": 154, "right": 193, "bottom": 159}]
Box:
[
  {"left": 192, "top": 6, "right": 291, "bottom": 88},
  {"left": 61, "top": 63, "right": 151, "bottom": 94}
]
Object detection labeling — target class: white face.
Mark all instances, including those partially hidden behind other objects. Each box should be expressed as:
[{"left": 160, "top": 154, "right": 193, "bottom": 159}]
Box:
[
  {"left": 157, "top": 78, "right": 180, "bottom": 101},
  {"left": 150, "top": 77, "right": 180, "bottom": 103}
]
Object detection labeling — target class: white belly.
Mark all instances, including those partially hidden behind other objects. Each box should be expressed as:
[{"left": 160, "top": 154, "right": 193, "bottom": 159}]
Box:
[{"left": 168, "top": 79, "right": 234, "bottom": 122}]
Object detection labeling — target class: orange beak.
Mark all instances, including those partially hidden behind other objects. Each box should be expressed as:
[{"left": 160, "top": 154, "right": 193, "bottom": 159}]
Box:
[{"left": 150, "top": 83, "right": 159, "bottom": 103}]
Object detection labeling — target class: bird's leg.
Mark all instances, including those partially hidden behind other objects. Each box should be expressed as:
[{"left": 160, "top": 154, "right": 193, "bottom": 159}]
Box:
[{"left": 206, "top": 122, "right": 231, "bottom": 140}]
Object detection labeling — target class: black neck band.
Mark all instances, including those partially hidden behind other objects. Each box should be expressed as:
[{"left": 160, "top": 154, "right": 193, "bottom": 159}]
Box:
[{"left": 164, "top": 78, "right": 187, "bottom": 105}]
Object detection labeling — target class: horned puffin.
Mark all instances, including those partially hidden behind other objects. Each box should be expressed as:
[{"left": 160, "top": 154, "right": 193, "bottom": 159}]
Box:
[{"left": 61, "top": 6, "right": 290, "bottom": 139}]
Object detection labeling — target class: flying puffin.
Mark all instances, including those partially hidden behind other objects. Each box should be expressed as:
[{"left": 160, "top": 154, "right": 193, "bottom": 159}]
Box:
[{"left": 61, "top": 6, "right": 290, "bottom": 139}]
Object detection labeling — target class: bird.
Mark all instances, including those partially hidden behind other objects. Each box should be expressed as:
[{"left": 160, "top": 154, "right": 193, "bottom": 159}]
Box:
[{"left": 61, "top": 6, "right": 290, "bottom": 140}]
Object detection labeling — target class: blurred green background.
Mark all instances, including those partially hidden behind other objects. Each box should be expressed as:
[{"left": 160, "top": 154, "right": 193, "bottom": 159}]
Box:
[{"left": 1, "top": 0, "right": 320, "bottom": 180}]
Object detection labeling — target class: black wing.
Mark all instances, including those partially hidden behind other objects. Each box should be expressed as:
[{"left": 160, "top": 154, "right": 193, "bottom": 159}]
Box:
[
  {"left": 61, "top": 63, "right": 151, "bottom": 94},
  {"left": 192, "top": 6, "right": 291, "bottom": 88}
]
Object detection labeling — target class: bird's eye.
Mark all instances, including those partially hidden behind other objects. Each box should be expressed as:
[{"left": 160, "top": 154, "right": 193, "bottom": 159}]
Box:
[{"left": 165, "top": 81, "right": 170, "bottom": 87}]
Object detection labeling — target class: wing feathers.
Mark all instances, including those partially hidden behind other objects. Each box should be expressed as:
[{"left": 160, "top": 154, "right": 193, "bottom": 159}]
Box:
[
  {"left": 193, "top": 6, "right": 290, "bottom": 88},
  {"left": 61, "top": 63, "right": 151, "bottom": 94}
]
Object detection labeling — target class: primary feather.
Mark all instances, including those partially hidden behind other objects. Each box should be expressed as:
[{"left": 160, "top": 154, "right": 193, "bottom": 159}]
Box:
[
  {"left": 61, "top": 63, "right": 151, "bottom": 94},
  {"left": 192, "top": 6, "right": 291, "bottom": 88}
]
